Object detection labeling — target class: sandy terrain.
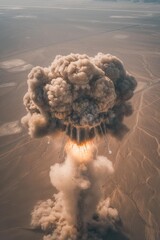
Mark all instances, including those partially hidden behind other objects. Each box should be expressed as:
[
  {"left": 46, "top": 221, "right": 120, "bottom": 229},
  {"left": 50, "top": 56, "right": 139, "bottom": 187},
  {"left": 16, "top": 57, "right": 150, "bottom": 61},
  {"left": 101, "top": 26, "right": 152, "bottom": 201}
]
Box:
[{"left": 0, "top": 1, "right": 160, "bottom": 240}]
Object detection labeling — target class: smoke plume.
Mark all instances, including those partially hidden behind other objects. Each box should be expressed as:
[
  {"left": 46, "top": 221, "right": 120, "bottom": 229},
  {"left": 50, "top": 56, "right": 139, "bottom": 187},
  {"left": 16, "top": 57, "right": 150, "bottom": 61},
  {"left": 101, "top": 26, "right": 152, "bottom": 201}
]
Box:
[
  {"left": 22, "top": 53, "right": 137, "bottom": 143},
  {"left": 31, "top": 141, "right": 120, "bottom": 240},
  {"left": 22, "top": 53, "right": 136, "bottom": 239}
]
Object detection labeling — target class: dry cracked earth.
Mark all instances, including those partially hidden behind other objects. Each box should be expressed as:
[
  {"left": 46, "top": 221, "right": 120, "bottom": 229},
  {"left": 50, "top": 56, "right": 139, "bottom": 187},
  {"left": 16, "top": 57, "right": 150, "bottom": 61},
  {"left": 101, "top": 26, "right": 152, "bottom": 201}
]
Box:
[{"left": 0, "top": 1, "right": 160, "bottom": 240}]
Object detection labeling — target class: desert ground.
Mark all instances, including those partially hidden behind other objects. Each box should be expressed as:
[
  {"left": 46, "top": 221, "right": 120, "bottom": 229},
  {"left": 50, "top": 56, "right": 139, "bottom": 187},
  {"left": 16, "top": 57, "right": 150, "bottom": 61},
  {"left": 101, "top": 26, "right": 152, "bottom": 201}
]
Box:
[{"left": 0, "top": 1, "right": 160, "bottom": 240}]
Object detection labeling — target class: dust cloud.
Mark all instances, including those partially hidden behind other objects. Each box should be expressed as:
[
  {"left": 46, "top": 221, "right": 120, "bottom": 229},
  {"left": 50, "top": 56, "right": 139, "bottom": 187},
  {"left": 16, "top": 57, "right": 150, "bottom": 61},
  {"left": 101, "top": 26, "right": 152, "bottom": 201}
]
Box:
[
  {"left": 22, "top": 53, "right": 137, "bottom": 143},
  {"left": 31, "top": 141, "right": 120, "bottom": 240}
]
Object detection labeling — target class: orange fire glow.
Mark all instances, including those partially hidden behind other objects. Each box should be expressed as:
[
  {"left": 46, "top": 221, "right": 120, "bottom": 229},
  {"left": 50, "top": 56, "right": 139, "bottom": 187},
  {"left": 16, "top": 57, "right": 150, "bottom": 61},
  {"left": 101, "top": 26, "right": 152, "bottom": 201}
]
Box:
[{"left": 66, "top": 140, "right": 96, "bottom": 163}]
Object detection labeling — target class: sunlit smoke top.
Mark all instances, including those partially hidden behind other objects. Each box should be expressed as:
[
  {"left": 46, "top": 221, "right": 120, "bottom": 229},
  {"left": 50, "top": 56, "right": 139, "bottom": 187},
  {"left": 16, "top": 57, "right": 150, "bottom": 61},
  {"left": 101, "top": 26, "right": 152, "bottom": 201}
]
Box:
[{"left": 22, "top": 53, "right": 137, "bottom": 144}]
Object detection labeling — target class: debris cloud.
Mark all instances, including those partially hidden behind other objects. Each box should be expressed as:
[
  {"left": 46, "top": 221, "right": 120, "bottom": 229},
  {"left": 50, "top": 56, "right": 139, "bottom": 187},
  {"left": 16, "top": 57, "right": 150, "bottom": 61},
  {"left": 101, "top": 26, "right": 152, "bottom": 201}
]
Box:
[{"left": 22, "top": 53, "right": 137, "bottom": 143}]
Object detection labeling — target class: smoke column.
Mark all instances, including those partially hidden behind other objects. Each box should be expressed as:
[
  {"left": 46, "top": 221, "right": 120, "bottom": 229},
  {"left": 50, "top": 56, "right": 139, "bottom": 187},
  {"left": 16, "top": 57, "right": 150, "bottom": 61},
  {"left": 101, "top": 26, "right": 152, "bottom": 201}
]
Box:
[
  {"left": 22, "top": 53, "right": 136, "bottom": 239},
  {"left": 31, "top": 140, "right": 119, "bottom": 240}
]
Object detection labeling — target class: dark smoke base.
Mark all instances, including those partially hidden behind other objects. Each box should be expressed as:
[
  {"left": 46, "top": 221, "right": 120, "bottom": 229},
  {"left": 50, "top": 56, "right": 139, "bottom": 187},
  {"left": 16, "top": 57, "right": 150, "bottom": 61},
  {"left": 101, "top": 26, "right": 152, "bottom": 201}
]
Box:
[
  {"left": 64, "top": 102, "right": 133, "bottom": 143},
  {"left": 31, "top": 194, "right": 127, "bottom": 240}
]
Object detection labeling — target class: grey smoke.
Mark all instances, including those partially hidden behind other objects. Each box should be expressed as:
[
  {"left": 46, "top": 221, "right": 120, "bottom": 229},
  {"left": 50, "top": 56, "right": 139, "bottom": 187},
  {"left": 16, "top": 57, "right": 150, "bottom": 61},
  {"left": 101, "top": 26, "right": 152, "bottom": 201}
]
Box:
[{"left": 22, "top": 53, "right": 137, "bottom": 143}]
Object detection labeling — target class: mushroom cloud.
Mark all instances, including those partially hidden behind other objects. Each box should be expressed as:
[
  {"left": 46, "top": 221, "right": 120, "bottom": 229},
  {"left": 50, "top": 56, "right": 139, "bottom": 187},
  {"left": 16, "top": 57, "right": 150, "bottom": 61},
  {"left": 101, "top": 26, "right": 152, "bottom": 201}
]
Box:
[{"left": 22, "top": 53, "right": 137, "bottom": 144}]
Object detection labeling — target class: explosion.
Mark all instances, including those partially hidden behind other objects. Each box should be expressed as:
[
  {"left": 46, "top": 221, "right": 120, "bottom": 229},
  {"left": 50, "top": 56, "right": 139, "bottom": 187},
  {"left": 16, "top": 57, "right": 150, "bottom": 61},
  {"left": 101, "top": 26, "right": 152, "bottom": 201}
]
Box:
[
  {"left": 22, "top": 53, "right": 137, "bottom": 143},
  {"left": 22, "top": 53, "right": 136, "bottom": 239},
  {"left": 66, "top": 140, "right": 96, "bottom": 163}
]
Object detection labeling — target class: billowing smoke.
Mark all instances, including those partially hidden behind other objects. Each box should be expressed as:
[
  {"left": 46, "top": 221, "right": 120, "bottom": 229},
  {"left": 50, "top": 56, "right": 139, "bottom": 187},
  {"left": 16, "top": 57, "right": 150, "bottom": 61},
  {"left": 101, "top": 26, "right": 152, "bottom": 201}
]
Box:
[
  {"left": 22, "top": 53, "right": 136, "bottom": 239},
  {"left": 31, "top": 141, "right": 120, "bottom": 240},
  {"left": 22, "top": 53, "right": 137, "bottom": 143}
]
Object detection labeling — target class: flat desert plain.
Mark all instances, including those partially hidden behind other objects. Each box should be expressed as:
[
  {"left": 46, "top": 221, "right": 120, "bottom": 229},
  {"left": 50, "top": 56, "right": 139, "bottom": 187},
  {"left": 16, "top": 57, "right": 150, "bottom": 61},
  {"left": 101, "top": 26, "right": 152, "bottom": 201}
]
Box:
[{"left": 0, "top": 1, "right": 160, "bottom": 240}]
